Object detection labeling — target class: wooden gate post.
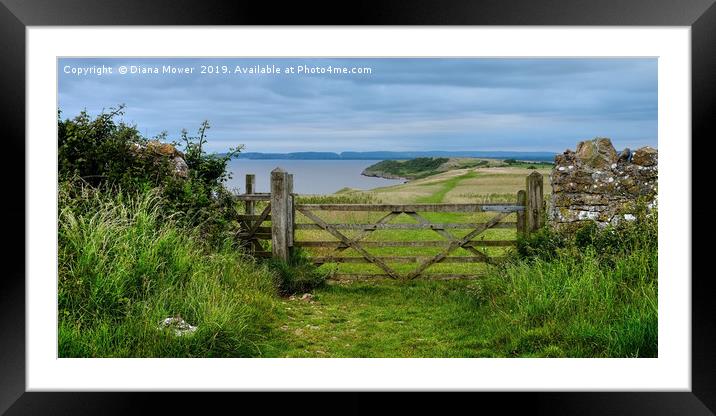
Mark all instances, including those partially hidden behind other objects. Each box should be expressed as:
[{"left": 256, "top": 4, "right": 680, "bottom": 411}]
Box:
[
  {"left": 245, "top": 174, "right": 255, "bottom": 216},
  {"left": 526, "top": 171, "right": 544, "bottom": 233},
  {"left": 287, "top": 174, "right": 294, "bottom": 248},
  {"left": 271, "top": 168, "right": 291, "bottom": 262},
  {"left": 516, "top": 189, "right": 526, "bottom": 236}
]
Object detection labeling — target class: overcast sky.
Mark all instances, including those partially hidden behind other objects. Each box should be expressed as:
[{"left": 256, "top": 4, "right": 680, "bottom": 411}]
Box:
[{"left": 58, "top": 58, "right": 657, "bottom": 153}]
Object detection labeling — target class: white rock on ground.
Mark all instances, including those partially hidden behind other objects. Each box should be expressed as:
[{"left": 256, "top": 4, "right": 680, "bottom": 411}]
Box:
[{"left": 158, "top": 316, "right": 197, "bottom": 336}]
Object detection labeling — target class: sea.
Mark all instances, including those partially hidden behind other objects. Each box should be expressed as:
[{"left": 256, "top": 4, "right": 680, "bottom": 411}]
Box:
[{"left": 225, "top": 159, "right": 405, "bottom": 195}]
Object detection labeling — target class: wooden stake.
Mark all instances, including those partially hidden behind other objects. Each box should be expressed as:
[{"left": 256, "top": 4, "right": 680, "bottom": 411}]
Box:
[
  {"left": 271, "top": 168, "right": 290, "bottom": 262},
  {"left": 526, "top": 171, "right": 544, "bottom": 233}
]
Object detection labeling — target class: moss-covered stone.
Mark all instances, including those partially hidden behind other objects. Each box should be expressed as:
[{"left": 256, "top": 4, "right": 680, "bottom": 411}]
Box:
[{"left": 549, "top": 138, "right": 657, "bottom": 229}]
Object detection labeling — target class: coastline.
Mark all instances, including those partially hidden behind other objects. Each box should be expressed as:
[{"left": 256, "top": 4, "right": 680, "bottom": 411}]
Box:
[{"left": 360, "top": 170, "right": 410, "bottom": 181}]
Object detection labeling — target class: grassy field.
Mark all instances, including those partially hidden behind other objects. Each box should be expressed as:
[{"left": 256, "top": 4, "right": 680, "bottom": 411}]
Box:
[
  {"left": 259, "top": 165, "right": 657, "bottom": 358},
  {"left": 264, "top": 263, "right": 656, "bottom": 358},
  {"left": 357, "top": 165, "right": 551, "bottom": 203}
]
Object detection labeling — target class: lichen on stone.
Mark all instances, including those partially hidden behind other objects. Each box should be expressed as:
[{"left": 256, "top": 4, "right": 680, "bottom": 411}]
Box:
[{"left": 550, "top": 137, "right": 657, "bottom": 229}]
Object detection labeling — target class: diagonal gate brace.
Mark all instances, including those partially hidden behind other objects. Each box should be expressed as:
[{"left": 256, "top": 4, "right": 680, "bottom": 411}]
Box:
[
  {"left": 406, "top": 211, "right": 510, "bottom": 280},
  {"left": 297, "top": 207, "right": 402, "bottom": 280}
]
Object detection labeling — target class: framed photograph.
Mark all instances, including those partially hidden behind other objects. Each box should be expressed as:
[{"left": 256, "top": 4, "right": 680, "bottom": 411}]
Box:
[{"left": 3, "top": 0, "right": 713, "bottom": 414}]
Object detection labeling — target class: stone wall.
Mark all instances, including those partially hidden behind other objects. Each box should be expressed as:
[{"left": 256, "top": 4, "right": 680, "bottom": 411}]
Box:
[{"left": 549, "top": 137, "right": 657, "bottom": 228}]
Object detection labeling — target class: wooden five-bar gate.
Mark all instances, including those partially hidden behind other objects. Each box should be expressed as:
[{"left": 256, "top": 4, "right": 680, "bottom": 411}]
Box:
[{"left": 235, "top": 168, "right": 544, "bottom": 281}]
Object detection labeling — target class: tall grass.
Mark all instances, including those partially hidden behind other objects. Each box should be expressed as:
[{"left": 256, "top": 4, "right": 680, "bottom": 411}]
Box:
[
  {"left": 58, "top": 183, "right": 281, "bottom": 357},
  {"left": 267, "top": 248, "right": 330, "bottom": 295},
  {"left": 469, "top": 248, "right": 657, "bottom": 357},
  {"left": 470, "top": 209, "right": 658, "bottom": 357}
]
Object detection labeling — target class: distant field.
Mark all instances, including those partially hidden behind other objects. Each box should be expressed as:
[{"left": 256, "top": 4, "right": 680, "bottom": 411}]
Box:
[{"left": 339, "top": 165, "right": 552, "bottom": 204}]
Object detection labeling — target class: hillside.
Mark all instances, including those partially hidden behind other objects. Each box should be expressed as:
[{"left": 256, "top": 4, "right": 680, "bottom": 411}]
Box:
[
  {"left": 361, "top": 157, "right": 551, "bottom": 180},
  {"left": 361, "top": 157, "right": 450, "bottom": 179}
]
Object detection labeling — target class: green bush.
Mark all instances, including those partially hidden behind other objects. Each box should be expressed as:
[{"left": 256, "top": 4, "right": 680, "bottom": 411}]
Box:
[
  {"left": 516, "top": 226, "right": 567, "bottom": 260},
  {"left": 58, "top": 106, "right": 242, "bottom": 243},
  {"left": 267, "top": 248, "right": 329, "bottom": 295},
  {"left": 58, "top": 106, "right": 171, "bottom": 188}
]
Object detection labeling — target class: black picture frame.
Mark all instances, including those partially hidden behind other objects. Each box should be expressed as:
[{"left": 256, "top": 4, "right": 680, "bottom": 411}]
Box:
[{"left": 2, "top": 0, "right": 712, "bottom": 414}]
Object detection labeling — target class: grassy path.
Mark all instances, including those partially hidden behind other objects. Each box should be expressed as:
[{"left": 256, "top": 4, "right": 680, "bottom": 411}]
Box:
[
  {"left": 263, "top": 279, "right": 499, "bottom": 358},
  {"left": 415, "top": 171, "right": 478, "bottom": 203},
  {"left": 261, "top": 260, "right": 656, "bottom": 358}
]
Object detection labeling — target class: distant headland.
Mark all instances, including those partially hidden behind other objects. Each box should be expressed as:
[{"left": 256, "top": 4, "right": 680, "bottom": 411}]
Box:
[{"left": 227, "top": 150, "right": 558, "bottom": 161}]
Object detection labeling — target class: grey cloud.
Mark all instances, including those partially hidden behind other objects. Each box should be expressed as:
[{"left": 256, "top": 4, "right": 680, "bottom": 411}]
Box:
[{"left": 58, "top": 58, "right": 657, "bottom": 153}]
